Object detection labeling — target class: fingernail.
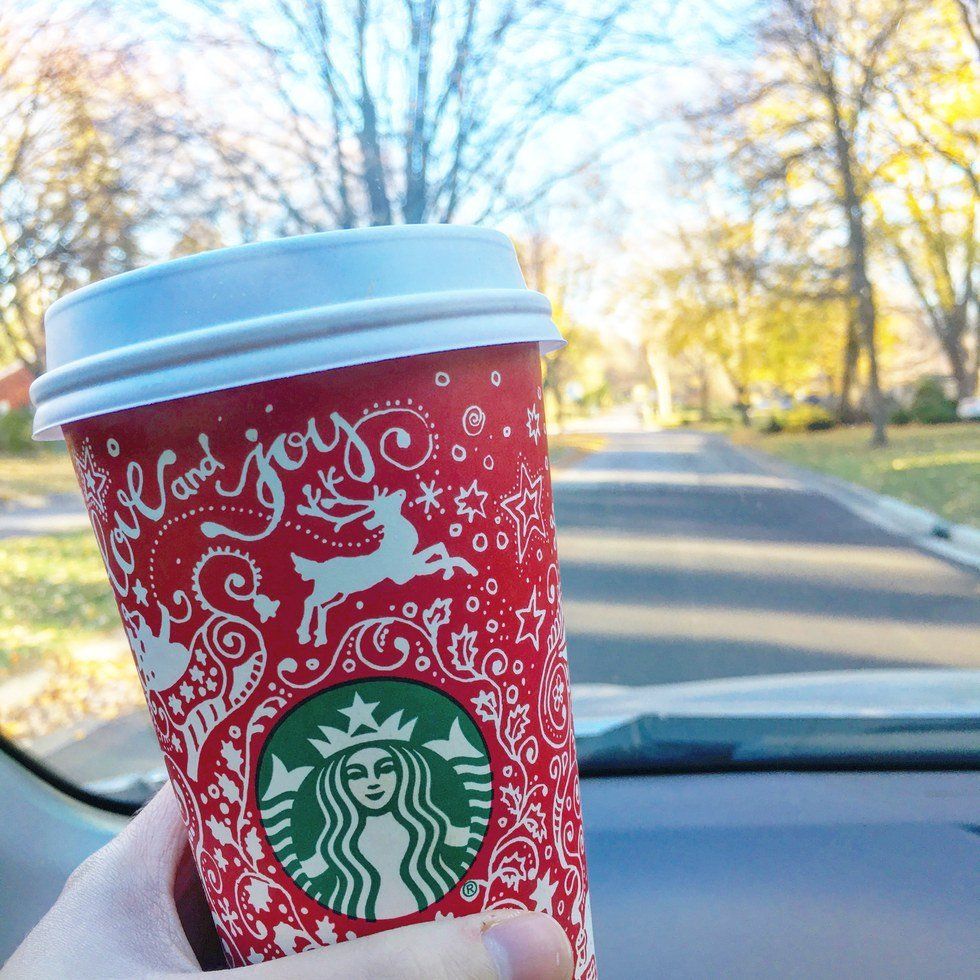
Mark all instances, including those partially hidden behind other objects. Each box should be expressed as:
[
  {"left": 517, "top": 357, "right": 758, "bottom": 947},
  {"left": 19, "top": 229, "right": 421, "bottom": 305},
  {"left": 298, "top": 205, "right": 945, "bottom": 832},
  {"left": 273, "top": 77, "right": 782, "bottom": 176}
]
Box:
[{"left": 482, "top": 911, "right": 574, "bottom": 980}]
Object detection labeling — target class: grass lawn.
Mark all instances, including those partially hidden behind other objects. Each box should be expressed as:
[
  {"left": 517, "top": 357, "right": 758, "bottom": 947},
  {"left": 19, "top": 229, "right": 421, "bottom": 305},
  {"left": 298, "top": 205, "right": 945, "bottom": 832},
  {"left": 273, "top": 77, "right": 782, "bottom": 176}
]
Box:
[
  {"left": 734, "top": 422, "right": 980, "bottom": 527},
  {"left": 0, "top": 450, "right": 79, "bottom": 505},
  {"left": 0, "top": 530, "right": 119, "bottom": 676}
]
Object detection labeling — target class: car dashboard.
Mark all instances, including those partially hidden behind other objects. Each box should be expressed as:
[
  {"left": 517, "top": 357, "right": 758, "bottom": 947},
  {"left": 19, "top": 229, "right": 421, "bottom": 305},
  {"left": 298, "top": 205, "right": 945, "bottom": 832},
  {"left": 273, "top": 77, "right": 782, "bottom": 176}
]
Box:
[{"left": 1, "top": 747, "right": 976, "bottom": 978}]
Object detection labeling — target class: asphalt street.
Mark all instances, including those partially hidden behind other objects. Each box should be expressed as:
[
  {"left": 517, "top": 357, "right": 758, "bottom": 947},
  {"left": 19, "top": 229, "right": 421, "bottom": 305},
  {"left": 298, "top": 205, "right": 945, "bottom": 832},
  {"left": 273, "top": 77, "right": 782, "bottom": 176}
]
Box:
[
  {"left": 35, "top": 426, "right": 980, "bottom": 784},
  {"left": 553, "top": 429, "right": 980, "bottom": 687}
]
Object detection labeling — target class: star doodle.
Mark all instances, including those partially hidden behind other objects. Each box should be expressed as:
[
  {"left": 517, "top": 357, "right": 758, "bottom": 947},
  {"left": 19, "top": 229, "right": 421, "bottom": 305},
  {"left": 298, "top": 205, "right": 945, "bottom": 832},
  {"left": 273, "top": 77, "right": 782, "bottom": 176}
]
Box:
[
  {"left": 414, "top": 479, "right": 443, "bottom": 514},
  {"left": 526, "top": 405, "right": 541, "bottom": 443},
  {"left": 338, "top": 692, "right": 380, "bottom": 733},
  {"left": 132, "top": 579, "right": 149, "bottom": 606},
  {"left": 530, "top": 870, "right": 558, "bottom": 915},
  {"left": 514, "top": 587, "right": 546, "bottom": 650},
  {"left": 454, "top": 479, "right": 488, "bottom": 523},
  {"left": 500, "top": 463, "right": 547, "bottom": 562},
  {"left": 167, "top": 694, "right": 183, "bottom": 715},
  {"left": 75, "top": 441, "right": 109, "bottom": 515},
  {"left": 179, "top": 682, "right": 194, "bottom": 701}
]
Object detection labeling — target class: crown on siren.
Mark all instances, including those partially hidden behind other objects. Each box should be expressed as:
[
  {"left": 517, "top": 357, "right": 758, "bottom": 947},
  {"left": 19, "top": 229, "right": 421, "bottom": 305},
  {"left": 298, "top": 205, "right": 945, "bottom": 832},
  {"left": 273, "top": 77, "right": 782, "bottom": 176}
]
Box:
[{"left": 308, "top": 691, "right": 417, "bottom": 759}]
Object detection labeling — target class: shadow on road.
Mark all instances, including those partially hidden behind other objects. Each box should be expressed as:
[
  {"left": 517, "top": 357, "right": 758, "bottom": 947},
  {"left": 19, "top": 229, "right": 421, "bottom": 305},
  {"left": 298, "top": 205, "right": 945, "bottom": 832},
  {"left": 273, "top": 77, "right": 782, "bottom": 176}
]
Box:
[{"left": 556, "top": 431, "right": 980, "bottom": 687}]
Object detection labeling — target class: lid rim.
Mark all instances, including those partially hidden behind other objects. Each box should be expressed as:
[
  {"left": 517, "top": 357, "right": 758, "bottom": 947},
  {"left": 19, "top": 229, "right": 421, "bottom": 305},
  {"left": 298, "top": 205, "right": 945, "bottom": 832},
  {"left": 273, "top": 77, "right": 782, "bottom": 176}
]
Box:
[
  {"left": 33, "top": 316, "right": 562, "bottom": 439},
  {"left": 32, "top": 288, "right": 551, "bottom": 404}
]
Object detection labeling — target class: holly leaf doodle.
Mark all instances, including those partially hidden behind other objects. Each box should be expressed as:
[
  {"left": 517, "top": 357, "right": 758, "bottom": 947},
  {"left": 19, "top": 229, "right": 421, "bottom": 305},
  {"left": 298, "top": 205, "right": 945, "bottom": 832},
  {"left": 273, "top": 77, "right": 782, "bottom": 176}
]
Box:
[
  {"left": 220, "top": 740, "right": 244, "bottom": 774},
  {"left": 472, "top": 689, "right": 498, "bottom": 722},
  {"left": 448, "top": 624, "right": 479, "bottom": 672},
  {"left": 206, "top": 815, "right": 234, "bottom": 847},
  {"left": 499, "top": 853, "right": 528, "bottom": 887},
  {"left": 315, "top": 917, "right": 338, "bottom": 945},
  {"left": 522, "top": 802, "right": 547, "bottom": 842},
  {"left": 423, "top": 597, "right": 452, "bottom": 635},
  {"left": 500, "top": 783, "right": 523, "bottom": 817},
  {"left": 245, "top": 879, "right": 272, "bottom": 912},
  {"left": 217, "top": 772, "right": 241, "bottom": 804},
  {"left": 504, "top": 703, "right": 530, "bottom": 746},
  {"left": 245, "top": 826, "right": 264, "bottom": 861},
  {"left": 272, "top": 922, "right": 303, "bottom": 956}
]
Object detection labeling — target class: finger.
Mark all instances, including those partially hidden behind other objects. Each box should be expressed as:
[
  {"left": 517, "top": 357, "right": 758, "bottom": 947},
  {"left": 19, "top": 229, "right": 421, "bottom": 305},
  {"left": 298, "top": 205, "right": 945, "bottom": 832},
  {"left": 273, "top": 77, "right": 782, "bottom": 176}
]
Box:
[
  {"left": 79, "top": 782, "right": 202, "bottom": 972},
  {"left": 5, "top": 783, "right": 202, "bottom": 979},
  {"left": 223, "top": 910, "right": 573, "bottom": 980}
]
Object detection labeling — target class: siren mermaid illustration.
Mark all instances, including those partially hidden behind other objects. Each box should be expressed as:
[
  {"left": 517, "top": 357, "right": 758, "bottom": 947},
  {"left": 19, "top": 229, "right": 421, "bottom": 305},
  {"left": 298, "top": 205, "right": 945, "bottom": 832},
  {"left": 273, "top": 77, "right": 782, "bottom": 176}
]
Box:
[{"left": 260, "top": 687, "right": 492, "bottom": 921}]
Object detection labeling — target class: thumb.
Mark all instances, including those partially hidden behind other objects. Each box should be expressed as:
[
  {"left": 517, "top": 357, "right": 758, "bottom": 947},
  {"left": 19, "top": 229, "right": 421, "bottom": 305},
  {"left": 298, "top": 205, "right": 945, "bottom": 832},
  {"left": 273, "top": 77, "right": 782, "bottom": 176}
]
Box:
[{"left": 224, "top": 909, "right": 574, "bottom": 980}]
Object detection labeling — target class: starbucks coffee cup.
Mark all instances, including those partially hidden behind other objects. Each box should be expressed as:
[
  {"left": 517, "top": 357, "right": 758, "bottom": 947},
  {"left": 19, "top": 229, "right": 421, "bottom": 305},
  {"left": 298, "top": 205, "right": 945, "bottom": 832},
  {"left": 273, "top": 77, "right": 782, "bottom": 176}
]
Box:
[{"left": 32, "top": 226, "right": 595, "bottom": 976}]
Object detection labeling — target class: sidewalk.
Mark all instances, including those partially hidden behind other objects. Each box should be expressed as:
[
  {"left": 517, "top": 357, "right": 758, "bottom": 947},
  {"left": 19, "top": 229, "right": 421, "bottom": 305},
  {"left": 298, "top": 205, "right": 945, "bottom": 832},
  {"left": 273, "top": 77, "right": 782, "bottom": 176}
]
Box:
[
  {"left": 734, "top": 440, "right": 980, "bottom": 574},
  {"left": 0, "top": 492, "right": 89, "bottom": 539}
]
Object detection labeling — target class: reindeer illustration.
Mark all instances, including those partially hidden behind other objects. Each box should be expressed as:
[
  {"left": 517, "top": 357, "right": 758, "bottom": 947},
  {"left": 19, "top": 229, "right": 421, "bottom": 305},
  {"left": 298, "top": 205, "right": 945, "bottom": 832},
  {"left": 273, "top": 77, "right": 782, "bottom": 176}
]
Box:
[
  {"left": 292, "top": 467, "right": 477, "bottom": 646},
  {"left": 125, "top": 603, "right": 193, "bottom": 693}
]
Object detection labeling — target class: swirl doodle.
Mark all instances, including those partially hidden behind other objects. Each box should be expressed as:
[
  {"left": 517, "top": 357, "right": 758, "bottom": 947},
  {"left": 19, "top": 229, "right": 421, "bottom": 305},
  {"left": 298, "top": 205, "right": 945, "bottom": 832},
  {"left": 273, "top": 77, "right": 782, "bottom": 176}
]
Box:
[{"left": 462, "top": 405, "right": 486, "bottom": 436}]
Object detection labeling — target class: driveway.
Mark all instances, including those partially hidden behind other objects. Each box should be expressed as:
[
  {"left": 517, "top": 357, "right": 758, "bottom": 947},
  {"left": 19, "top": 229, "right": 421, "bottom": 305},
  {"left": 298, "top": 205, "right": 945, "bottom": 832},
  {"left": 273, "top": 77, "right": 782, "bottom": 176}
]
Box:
[{"left": 553, "top": 429, "right": 980, "bottom": 687}]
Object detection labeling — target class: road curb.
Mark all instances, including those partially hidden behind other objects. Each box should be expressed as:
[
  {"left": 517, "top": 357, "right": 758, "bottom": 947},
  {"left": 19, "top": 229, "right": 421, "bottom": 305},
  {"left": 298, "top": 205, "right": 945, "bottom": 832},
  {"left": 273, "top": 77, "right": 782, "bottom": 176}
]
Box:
[{"left": 732, "top": 441, "right": 980, "bottom": 574}]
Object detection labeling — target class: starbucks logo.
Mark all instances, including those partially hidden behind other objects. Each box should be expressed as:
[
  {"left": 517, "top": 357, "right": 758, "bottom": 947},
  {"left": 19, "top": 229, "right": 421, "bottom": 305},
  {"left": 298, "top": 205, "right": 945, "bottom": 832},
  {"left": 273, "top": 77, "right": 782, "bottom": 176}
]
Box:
[{"left": 257, "top": 679, "right": 492, "bottom": 921}]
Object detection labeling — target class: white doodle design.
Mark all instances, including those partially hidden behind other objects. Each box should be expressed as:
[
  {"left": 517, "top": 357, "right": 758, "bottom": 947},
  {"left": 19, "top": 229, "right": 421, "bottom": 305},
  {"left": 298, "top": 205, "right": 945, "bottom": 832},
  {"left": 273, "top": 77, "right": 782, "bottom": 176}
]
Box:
[
  {"left": 462, "top": 405, "right": 486, "bottom": 436},
  {"left": 414, "top": 479, "right": 442, "bottom": 514},
  {"left": 72, "top": 350, "right": 592, "bottom": 975},
  {"left": 525, "top": 406, "right": 541, "bottom": 444},
  {"left": 74, "top": 439, "right": 109, "bottom": 516},
  {"left": 454, "top": 479, "right": 488, "bottom": 524},
  {"left": 179, "top": 549, "right": 277, "bottom": 779},
  {"left": 292, "top": 468, "right": 477, "bottom": 646},
  {"left": 124, "top": 600, "right": 193, "bottom": 693},
  {"left": 514, "top": 587, "right": 546, "bottom": 651},
  {"left": 500, "top": 463, "right": 547, "bottom": 563}
]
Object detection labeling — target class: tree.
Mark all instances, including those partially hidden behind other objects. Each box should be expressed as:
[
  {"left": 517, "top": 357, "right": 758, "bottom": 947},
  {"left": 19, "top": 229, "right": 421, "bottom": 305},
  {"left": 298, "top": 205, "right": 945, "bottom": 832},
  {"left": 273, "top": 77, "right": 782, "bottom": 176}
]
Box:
[
  {"left": 0, "top": 6, "right": 210, "bottom": 373},
  {"left": 874, "top": 0, "right": 979, "bottom": 399},
  {"left": 635, "top": 161, "right": 849, "bottom": 423},
  {"left": 695, "top": 0, "right": 928, "bottom": 445},
  {"left": 178, "top": 0, "right": 671, "bottom": 232},
  {"left": 516, "top": 229, "right": 612, "bottom": 424}
]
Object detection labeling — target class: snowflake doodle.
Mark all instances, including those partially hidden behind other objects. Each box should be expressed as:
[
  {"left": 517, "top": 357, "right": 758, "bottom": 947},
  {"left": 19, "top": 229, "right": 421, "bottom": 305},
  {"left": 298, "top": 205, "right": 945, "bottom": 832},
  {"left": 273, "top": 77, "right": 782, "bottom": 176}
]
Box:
[{"left": 414, "top": 479, "right": 443, "bottom": 514}]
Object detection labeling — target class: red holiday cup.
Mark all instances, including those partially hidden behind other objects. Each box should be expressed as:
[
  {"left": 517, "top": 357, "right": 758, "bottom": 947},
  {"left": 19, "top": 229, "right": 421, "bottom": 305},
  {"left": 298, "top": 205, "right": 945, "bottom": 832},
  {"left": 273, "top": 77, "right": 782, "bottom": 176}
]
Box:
[{"left": 31, "top": 226, "right": 595, "bottom": 974}]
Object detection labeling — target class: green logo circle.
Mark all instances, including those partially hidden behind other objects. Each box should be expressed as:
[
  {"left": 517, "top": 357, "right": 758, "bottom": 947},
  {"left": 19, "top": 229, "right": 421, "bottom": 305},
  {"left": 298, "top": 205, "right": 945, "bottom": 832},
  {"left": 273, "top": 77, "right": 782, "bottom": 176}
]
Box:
[{"left": 257, "top": 679, "right": 492, "bottom": 921}]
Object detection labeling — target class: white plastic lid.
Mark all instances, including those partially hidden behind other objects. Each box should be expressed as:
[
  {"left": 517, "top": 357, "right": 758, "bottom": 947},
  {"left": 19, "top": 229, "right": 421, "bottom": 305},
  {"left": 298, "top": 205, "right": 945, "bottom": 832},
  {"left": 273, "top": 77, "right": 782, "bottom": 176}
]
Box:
[{"left": 31, "top": 225, "right": 562, "bottom": 439}]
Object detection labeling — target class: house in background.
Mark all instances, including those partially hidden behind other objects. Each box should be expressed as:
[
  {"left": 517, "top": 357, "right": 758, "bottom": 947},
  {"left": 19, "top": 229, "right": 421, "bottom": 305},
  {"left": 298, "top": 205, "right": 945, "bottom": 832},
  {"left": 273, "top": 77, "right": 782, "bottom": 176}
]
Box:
[{"left": 0, "top": 363, "right": 32, "bottom": 413}]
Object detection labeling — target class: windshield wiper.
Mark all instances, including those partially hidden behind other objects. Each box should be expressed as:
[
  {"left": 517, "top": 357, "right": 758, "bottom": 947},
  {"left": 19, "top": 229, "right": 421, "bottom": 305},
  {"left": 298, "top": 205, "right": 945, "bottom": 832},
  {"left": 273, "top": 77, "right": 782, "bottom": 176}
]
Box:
[{"left": 575, "top": 715, "right": 980, "bottom": 775}]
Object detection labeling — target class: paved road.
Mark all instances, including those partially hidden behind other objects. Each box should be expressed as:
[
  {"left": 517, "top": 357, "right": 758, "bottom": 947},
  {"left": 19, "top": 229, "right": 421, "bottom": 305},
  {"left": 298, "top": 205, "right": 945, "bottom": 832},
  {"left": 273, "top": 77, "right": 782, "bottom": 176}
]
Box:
[
  {"left": 553, "top": 430, "right": 980, "bottom": 687},
  {"left": 29, "top": 427, "right": 980, "bottom": 783}
]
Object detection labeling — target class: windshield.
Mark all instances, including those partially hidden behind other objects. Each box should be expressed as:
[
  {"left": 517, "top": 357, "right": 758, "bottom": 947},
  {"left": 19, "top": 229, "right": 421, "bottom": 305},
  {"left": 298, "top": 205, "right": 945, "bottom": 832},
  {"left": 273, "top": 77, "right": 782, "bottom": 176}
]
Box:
[{"left": 1, "top": 0, "right": 978, "bottom": 804}]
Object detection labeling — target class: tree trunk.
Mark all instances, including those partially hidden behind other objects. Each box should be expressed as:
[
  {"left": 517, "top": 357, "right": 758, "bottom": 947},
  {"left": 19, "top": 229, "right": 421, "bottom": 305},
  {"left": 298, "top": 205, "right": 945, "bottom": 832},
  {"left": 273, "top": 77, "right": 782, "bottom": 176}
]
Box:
[
  {"left": 838, "top": 314, "right": 860, "bottom": 423},
  {"left": 828, "top": 97, "right": 886, "bottom": 445},
  {"left": 698, "top": 360, "right": 710, "bottom": 422},
  {"left": 734, "top": 386, "right": 750, "bottom": 427},
  {"left": 643, "top": 343, "right": 674, "bottom": 420},
  {"left": 939, "top": 309, "right": 976, "bottom": 400}
]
